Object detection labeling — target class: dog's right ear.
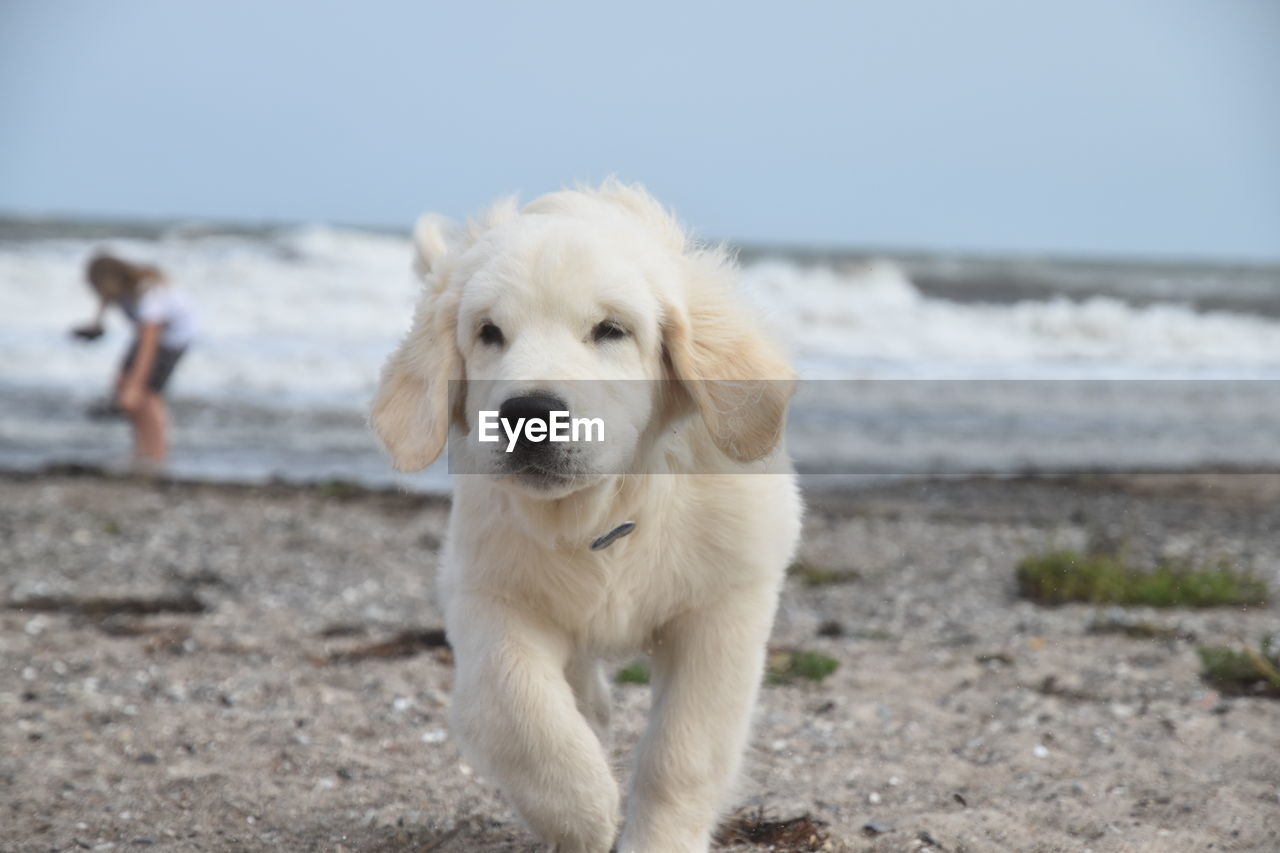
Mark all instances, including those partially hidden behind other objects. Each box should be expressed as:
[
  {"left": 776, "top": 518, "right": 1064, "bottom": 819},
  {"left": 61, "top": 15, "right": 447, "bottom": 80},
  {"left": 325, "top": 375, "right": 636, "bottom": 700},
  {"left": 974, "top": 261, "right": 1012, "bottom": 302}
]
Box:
[
  {"left": 369, "top": 215, "right": 462, "bottom": 472},
  {"left": 412, "top": 214, "right": 455, "bottom": 279}
]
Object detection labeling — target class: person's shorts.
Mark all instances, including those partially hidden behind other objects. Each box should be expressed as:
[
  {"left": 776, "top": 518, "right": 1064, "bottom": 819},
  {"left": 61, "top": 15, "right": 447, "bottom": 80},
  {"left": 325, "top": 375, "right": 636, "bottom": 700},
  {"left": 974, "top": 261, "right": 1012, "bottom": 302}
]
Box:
[{"left": 121, "top": 341, "right": 187, "bottom": 394}]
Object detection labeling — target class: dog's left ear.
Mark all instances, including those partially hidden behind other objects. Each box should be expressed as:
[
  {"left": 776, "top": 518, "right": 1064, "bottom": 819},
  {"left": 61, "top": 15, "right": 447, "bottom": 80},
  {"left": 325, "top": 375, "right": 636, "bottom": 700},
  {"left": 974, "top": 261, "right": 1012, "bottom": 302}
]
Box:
[{"left": 663, "top": 254, "right": 795, "bottom": 463}]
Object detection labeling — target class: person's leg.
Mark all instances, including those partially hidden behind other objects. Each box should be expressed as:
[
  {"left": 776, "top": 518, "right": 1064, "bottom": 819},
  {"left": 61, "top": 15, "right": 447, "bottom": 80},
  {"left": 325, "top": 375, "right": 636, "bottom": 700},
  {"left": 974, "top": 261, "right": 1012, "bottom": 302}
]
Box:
[{"left": 130, "top": 392, "right": 167, "bottom": 463}]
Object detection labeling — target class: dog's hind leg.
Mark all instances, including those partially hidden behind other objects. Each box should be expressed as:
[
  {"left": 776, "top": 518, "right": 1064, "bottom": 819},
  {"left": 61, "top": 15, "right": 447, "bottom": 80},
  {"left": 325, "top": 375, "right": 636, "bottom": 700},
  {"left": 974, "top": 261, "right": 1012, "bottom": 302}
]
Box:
[
  {"left": 617, "top": 584, "right": 779, "bottom": 853},
  {"left": 566, "top": 653, "right": 611, "bottom": 746}
]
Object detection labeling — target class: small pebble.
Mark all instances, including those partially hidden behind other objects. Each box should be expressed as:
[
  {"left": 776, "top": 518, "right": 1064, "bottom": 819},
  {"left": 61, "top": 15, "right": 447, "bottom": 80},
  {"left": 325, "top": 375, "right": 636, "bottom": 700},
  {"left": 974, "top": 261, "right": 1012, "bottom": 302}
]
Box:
[
  {"left": 863, "top": 819, "right": 894, "bottom": 835},
  {"left": 817, "top": 620, "right": 845, "bottom": 638}
]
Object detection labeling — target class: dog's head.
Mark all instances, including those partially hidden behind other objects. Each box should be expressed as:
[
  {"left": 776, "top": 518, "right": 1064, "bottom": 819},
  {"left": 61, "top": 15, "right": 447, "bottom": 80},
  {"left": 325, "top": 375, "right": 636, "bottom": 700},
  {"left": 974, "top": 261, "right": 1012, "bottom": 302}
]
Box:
[{"left": 370, "top": 181, "right": 794, "bottom": 498}]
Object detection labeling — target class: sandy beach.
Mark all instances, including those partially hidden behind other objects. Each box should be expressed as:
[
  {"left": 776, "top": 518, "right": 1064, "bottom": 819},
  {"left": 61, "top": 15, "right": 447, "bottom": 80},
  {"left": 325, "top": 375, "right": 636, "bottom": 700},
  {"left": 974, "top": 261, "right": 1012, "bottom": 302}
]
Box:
[{"left": 2, "top": 470, "right": 1278, "bottom": 852}]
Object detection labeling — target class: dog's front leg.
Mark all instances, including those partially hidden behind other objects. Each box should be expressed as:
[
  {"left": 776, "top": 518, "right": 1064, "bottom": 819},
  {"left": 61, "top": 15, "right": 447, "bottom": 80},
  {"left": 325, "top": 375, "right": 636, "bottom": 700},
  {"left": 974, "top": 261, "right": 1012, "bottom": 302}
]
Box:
[
  {"left": 449, "top": 597, "right": 619, "bottom": 853},
  {"left": 618, "top": 586, "right": 778, "bottom": 853}
]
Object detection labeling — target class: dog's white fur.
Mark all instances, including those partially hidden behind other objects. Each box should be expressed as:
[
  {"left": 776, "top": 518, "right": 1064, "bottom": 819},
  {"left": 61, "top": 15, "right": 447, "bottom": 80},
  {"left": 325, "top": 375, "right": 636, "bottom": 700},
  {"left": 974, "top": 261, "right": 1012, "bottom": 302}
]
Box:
[{"left": 371, "top": 182, "right": 802, "bottom": 853}]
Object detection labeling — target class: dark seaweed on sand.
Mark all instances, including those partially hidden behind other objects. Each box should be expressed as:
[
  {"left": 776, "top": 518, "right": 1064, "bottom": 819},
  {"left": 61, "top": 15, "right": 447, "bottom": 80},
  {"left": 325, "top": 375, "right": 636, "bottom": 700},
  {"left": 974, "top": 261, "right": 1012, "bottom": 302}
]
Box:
[
  {"left": 715, "top": 807, "right": 831, "bottom": 851},
  {"left": 6, "top": 593, "right": 207, "bottom": 616},
  {"left": 323, "top": 628, "right": 450, "bottom": 664}
]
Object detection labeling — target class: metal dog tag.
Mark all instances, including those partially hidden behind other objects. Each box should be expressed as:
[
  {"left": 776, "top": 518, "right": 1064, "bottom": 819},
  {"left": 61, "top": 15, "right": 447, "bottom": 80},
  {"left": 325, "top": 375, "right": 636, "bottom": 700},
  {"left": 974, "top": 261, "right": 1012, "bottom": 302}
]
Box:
[{"left": 590, "top": 521, "right": 636, "bottom": 551}]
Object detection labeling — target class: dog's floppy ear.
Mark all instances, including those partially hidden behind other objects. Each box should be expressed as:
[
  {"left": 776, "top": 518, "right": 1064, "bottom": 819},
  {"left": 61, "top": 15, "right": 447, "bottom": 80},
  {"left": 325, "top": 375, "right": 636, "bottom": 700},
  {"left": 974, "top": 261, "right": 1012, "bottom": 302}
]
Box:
[
  {"left": 369, "top": 215, "right": 462, "bottom": 472},
  {"left": 664, "top": 253, "right": 795, "bottom": 463},
  {"left": 411, "top": 214, "right": 454, "bottom": 279}
]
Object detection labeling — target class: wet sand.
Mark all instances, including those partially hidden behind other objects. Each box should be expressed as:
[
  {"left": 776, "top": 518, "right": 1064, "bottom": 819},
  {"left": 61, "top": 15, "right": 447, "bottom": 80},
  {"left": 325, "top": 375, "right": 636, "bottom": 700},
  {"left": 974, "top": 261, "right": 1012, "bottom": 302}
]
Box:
[{"left": 1, "top": 470, "right": 1278, "bottom": 852}]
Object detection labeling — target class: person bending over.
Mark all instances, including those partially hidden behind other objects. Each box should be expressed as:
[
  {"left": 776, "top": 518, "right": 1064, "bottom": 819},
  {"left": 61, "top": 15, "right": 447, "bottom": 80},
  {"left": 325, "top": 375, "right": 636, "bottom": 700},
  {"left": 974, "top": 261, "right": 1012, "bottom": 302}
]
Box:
[{"left": 72, "top": 253, "right": 196, "bottom": 468}]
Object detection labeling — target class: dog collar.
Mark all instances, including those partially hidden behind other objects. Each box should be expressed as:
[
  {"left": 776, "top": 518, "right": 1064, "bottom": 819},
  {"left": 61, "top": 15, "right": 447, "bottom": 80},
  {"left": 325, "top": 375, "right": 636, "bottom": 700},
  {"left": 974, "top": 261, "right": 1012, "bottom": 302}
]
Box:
[{"left": 590, "top": 521, "right": 636, "bottom": 551}]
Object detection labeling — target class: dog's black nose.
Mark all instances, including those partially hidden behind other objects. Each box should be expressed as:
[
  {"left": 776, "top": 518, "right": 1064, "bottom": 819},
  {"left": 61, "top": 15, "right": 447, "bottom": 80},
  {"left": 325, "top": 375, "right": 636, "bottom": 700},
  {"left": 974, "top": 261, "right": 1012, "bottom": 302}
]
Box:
[
  {"left": 498, "top": 393, "right": 569, "bottom": 452},
  {"left": 499, "top": 393, "right": 566, "bottom": 425}
]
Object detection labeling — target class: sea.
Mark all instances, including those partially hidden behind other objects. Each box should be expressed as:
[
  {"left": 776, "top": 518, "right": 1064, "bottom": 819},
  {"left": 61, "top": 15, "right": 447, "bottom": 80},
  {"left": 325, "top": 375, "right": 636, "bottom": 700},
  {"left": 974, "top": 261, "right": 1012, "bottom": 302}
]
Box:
[{"left": 2, "top": 218, "right": 1278, "bottom": 492}]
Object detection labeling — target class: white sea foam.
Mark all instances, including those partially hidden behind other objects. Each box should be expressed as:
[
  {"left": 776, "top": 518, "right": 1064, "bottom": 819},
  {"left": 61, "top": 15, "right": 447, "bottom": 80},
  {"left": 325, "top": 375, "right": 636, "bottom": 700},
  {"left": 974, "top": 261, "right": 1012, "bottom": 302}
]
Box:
[
  {"left": 2, "top": 226, "right": 1279, "bottom": 414},
  {"left": 742, "top": 258, "right": 1280, "bottom": 379}
]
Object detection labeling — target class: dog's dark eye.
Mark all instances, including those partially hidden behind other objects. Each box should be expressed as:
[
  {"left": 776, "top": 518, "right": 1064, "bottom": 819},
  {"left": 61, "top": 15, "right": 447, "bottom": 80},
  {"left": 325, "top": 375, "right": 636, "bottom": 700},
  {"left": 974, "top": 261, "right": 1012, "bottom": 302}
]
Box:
[
  {"left": 592, "top": 320, "right": 627, "bottom": 343},
  {"left": 479, "top": 322, "right": 505, "bottom": 346}
]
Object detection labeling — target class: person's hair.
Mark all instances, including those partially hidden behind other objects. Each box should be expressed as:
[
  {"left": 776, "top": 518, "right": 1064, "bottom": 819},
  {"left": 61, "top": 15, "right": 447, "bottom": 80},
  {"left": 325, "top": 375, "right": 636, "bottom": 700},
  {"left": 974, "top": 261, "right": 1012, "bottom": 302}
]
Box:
[{"left": 86, "top": 253, "right": 165, "bottom": 302}]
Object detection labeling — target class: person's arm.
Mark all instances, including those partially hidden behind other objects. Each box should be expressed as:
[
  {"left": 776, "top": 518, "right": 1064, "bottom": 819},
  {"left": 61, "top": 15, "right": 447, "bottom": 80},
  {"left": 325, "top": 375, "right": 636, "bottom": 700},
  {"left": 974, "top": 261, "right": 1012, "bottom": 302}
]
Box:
[
  {"left": 71, "top": 297, "right": 108, "bottom": 341},
  {"left": 117, "top": 322, "right": 160, "bottom": 411}
]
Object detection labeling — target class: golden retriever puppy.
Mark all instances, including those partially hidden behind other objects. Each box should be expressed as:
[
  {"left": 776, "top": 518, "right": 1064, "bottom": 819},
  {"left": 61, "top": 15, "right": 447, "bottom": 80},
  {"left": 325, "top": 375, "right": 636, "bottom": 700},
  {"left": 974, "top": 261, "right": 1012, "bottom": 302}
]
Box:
[{"left": 370, "top": 182, "right": 802, "bottom": 853}]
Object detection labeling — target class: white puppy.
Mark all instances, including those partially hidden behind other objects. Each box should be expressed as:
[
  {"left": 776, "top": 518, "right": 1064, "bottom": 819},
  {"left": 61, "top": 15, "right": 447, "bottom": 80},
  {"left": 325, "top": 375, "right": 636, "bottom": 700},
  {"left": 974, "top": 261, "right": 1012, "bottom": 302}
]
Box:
[{"left": 370, "top": 182, "right": 802, "bottom": 853}]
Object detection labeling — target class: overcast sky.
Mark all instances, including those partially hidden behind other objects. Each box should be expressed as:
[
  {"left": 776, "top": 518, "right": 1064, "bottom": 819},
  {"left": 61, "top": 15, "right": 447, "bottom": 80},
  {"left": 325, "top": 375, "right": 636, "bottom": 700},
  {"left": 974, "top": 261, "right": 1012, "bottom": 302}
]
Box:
[{"left": 2, "top": 0, "right": 1277, "bottom": 258}]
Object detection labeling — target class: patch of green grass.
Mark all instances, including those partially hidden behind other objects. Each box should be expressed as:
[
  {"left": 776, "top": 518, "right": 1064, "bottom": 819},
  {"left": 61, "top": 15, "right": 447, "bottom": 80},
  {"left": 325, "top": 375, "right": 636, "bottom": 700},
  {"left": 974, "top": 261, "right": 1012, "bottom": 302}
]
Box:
[
  {"left": 616, "top": 649, "right": 840, "bottom": 688},
  {"left": 788, "top": 561, "right": 861, "bottom": 587},
  {"left": 314, "top": 478, "right": 364, "bottom": 500},
  {"left": 766, "top": 649, "right": 839, "bottom": 686},
  {"left": 975, "top": 651, "right": 1015, "bottom": 666},
  {"left": 1015, "top": 550, "right": 1268, "bottom": 608},
  {"left": 615, "top": 660, "right": 650, "bottom": 685},
  {"left": 1198, "top": 636, "right": 1280, "bottom": 698},
  {"left": 1086, "top": 610, "right": 1192, "bottom": 641}
]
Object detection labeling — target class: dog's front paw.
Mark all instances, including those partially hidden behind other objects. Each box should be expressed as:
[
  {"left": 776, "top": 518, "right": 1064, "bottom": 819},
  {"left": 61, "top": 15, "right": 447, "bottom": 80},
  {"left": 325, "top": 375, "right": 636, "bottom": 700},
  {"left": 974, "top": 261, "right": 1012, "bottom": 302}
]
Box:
[{"left": 534, "top": 781, "right": 619, "bottom": 853}]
